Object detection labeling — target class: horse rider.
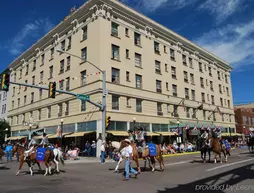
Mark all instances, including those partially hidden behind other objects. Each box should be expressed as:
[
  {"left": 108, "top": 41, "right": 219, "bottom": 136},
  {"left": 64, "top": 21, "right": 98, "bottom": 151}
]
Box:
[
  {"left": 135, "top": 127, "right": 146, "bottom": 152},
  {"left": 250, "top": 131, "right": 254, "bottom": 138},
  {"left": 24, "top": 133, "right": 37, "bottom": 160},
  {"left": 127, "top": 130, "right": 135, "bottom": 143},
  {"left": 40, "top": 133, "right": 49, "bottom": 148}
]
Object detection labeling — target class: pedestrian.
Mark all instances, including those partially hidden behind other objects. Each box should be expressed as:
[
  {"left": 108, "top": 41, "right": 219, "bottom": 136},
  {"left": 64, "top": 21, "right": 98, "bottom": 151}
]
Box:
[
  {"left": 100, "top": 141, "right": 106, "bottom": 164},
  {"left": 91, "top": 141, "right": 96, "bottom": 157},
  {"left": 122, "top": 139, "right": 138, "bottom": 181},
  {"left": 85, "top": 141, "right": 91, "bottom": 157},
  {"left": 5, "top": 142, "right": 13, "bottom": 162}
]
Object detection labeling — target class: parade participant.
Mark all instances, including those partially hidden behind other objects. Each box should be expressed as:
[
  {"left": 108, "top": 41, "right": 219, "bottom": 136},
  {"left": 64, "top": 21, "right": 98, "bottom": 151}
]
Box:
[
  {"left": 201, "top": 129, "right": 208, "bottom": 140},
  {"left": 250, "top": 131, "right": 254, "bottom": 138},
  {"left": 214, "top": 127, "right": 222, "bottom": 139},
  {"left": 24, "top": 133, "right": 37, "bottom": 160},
  {"left": 127, "top": 130, "right": 135, "bottom": 142},
  {"left": 122, "top": 139, "right": 138, "bottom": 181},
  {"left": 135, "top": 127, "right": 146, "bottom": 149},
  {"left": 5, "top": 142, "right": 13, "bottom": 162},
  {"left": 40, "top": 133, "right": 49, "bottom": 148}
]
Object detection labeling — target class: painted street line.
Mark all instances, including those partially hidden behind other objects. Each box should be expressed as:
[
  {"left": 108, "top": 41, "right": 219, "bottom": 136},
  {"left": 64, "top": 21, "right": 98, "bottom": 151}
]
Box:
[
  {"left": 206, "top": 158, "right": 254, "bottom": 172},
  {"left": 156, "top": 160, "right": 192, "bottom": 168}
]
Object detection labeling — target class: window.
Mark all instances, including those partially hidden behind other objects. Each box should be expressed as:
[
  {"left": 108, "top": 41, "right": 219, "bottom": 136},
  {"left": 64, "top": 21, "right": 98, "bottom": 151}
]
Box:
[
  {"left": 201, "top": 93, "right": 205, "bottom": 103},
  {"left": 18, "top": 98, "right": 20, "bottom": 107},
  {"left": 223, "top": 86, "right": 225, "bottom": 92},
  {"left": 165, "top": 64, "right": 168, "bottom": 72},
  {"left": 50, "top": 47, "right": 54, "bottom": 59},
  {"left": 182, "top": 55, "right": 187, "bottom": 65},
  {"left": 66, "top": 77, "right": 70, "bottom": 91},
  {"left": 135, "top": 53, "right": 142, "bottom": 67},
  {"left": 173, "top": 105, "right": 178, "bottom": 117},
  {"left": 157, "top": 103, "right": 162, "bottom": 115},
  {"left": 186, "top": 107, "right": 190, "bottom": 118},
  {"left": 12, "top": 101, "right": 14, "bottom": 109},
  {"left": 81, "top": 70, "right": 86, "bottom": 86},
  {"left": 24, "top": 95, "right": 27, "bottom": 105},
  {"left": 61, "top": 40, "right": 65, "bottom": 51},
  {"left": 210, "top": 81, "right": 214, "bottom": 91},
  {"left": 65, "top": 36, "right": 71, "bottom": 50},
  {"left": 220, "top": 98, "right": 223, "bottom": 107},
  {"left": 209, "top": 67, "right": 212, "bottom": 76},
  {"left": 111, "top": 22, "right": 119, "bottom": 37},
  {"left": 136, "top": 74, "right": 142, "bottom": 89},
  {"left": 155, "top": 60, "right": 161, "bottom": 74},
  {"left": 19, "top": 69, "right": 22, "bottom": 79},
  {"left": 189, "top": 58, "right": 193, "bottom": 68},
  {"left": 204, "top": 65, "right": 207, "bottom": 71},
  {"left": 207, "top": 94, "right": 210, "bottom": 102},
  {"left": 191, "top": 90, "right": 195, "bottom": 100},
  {"left": 185, "top": 88, "right": 189, "bottom": 99},
  {"left": 172, "top": 84, "right": 177, "bottom": 97},
  {"left": 171, "top": 66, "right": 176, "bottom": 79},
  {"left": 65, "top": 102, "right": 69, "bottom": 115},
  {"left": 211, "top": 95, "right": 215, "bottom": 105},
  {"left": 31, "top": 92, "right": 34, "bottom": 103},
  {"left": 112, "top": 44, "right": 119, "bottom": 60},
  {"left": 18, "top": 85, "right": 21, "bottom": 94},
  {"left": 224, "top": 99, "right": 227, "bottom": 107},
  {"left": 155, "top": 80, "right": 162, "bottom": 93},
  {"left": 228, "top": 100, "right": 230, "bottom": 108},
  {"left": 39, "top": 89, "right": 42, "bottom": 100},
  {"left": 136, "top": 99, "right": 142, "bottom": 113},
  {"left": 184, "top": 71, "right": 188, "bottom": 83},
  {"left": 126, "top": 97, "right": 131, "bottom": 107},
  {"left": 40, "top": 71, "right": 44, "bottom": 83},
  {"left": 200, "top": 77, "right": 204, "bottom": 88},
  {"left": 33, "top": 60, "right": 36, "bottom": 71},
  {"left": 126, "top": 71, "right": 130, "bottom": 82},
  {"left": 81, "top": 100, "right": 86, "bottom": 112},
  {"left": 66, "top": 56, "right": 71, "bottom": 71},
  {"left": 82, "top": 26, "right": 87, "bottom": 40},
  {"left": 154, "top": 41, "right": 160, "bottom": 53},
  {"left": 164, "top": 45, "right": 167, "bottom": 53},
  {"left": 112, "top": 95, "right": 119, "bottom": 110},
  {"left": 25, "top": 64, "right": 29, "bottom": 75},
  {"left": 166, "top": 82, "right": 169, "bottom": 91},
  {"left": 48, "top": 107, "right": 51, "bottom": 118},
  {"left": 225, "top": 75, "right": 228, "bottom": 83},
  {"left": 111, "top": 68, "right": 120, "bottom": 84},
  {"left": 226, "top": 87, "right": 229, "bottom": 96},
  {"left": 41, "top": 54, "right": 45, "bottom": 65},
  {"left": 203, "top": 110, "right": 206, "bottom": 120},
  {"left": 49, "top": 66, "right": 53, "bottom": 79},
  {"left": 190, "top": 73, "right": 194, "bottom": 84},
  {"left": 126, "top": 49, "right": 129, "bottom": 59},
  {"left": 217, "top": 71, "right": 221, "bottom": 80},
  {"left": 125, "top": 28, "right": 129, "bottom": 37},
  {"left": 81, "top": 47, "right": 87, "bottom": 61},
  {"left": 219, "top": 84, "right": 222, "bottom": 93},
  {"left": 199, "top": 62, "right": 203, "bottom": 72},
  {"left": 14, "top": 73, "right": 16, "bottom": 82},
  {"left": 134, "top": 32, "right": 141, "bottom": 46},
  {"left": 60, "top": 60, "right": 64, "bottom": 74},
  {"left": 170, "top": 49, "right": 175, "bottom": 60},
  {"left": 32, "top": 76, "right": 35, "bottom": 85},
  {"left": 58, "top": 103, "right": 63, "bottom": 117},
  {"left": 12, "top": 87, "right": 15, "bottom": 97}
]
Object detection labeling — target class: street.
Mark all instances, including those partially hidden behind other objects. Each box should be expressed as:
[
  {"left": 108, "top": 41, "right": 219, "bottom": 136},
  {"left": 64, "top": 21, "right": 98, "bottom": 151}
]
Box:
[{"left": 0, "top": 148, "right": 253, "bottom": 193}]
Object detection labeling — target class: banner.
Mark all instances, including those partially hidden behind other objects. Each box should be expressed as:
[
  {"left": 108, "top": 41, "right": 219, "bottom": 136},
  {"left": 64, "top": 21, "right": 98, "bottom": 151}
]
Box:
[{"left": 36, "top": 147, "right": 46, "bottom": 162}]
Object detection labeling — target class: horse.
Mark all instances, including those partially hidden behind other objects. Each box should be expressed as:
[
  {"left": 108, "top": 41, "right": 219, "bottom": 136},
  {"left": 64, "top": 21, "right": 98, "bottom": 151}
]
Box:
[
  {"left": 197, "top": 138, "right": 211, "bottom": 163},
  {"left": 210, "top": 137, "right": 227, "bottom": 163},
  {"left": 111, "top": 141, "right": 141, "bottom": 173},
  {"left": 0, "top": 148, "right": 5, "bottom": 161},
  {"left": 12, "top": 144, "right": 42, "bottom": 176}
]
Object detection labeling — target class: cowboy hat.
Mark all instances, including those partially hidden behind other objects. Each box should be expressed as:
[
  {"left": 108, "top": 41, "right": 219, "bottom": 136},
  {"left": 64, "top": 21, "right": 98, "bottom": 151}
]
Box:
[{"left": 124, "top": 139, "right": 131, "bottom": 144}]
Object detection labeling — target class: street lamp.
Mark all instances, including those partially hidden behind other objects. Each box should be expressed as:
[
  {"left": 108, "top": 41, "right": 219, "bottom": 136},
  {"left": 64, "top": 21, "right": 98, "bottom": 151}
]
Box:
[
  {"left": 29, "top": 123, "right": 32, "bottom": 140},
  {"left": 4, "top": 128, "right": 8, "bottom": 142},
  {"left": 60, "top": 119, "right": 64, "bottom": 147},
  {"left": 177, "top": 120, "right": 183, "bottom": 144},
  {"left": 56, "top": 48, "right": 107, "bottom": 144},
  {"left": 133, "top": 117, "right": 136, "bottom": 134}
]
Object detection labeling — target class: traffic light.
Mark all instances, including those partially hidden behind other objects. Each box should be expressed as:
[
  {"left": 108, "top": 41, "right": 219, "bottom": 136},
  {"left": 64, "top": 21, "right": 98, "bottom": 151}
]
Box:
[
  {"left": 48, "top": 82, "right": 56, "bottom": 98},
  {"left": 106, "top": 116, "right": 111, "bottom": 129},
  {"left": 1, "top": 73, "right": 10, "bottom": 91}
]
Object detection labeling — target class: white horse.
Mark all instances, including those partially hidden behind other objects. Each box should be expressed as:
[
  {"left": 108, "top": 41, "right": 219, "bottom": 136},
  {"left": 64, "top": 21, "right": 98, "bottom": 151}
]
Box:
[
  {"left": 110, "top": 141, "right": 125, "bottom": 172},
  {"left": 52, "top": 148, "right": 65, "bottom": 174}
]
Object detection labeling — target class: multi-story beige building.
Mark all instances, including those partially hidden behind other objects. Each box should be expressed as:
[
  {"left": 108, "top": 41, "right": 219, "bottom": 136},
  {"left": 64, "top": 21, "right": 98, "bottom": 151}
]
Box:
[{"left": 7, "top": 0, "right": 235, "bottom": 152}]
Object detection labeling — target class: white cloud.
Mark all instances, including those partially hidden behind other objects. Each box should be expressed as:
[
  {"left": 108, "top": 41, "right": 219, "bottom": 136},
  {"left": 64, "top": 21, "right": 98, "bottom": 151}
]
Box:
[
  {"left": 194, "top": 20, "right": 254, "bottom": 70},
  {"left": 199, "top": 0, "right": 244, "bottom": 24},
  {"left": 1, "top": 18, "right": 54, "bottom": 56}
]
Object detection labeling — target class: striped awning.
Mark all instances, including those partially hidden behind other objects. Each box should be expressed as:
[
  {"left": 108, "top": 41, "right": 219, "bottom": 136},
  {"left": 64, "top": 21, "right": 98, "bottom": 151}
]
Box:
[
  {"left": 156, "top": 132, "right": 178, "bottom": 136},
  {"left": 7, "top": 136, "right": 27, "bottom": 140},
  {"left": 146, "top": 132, "right": 160, "bottom": 136},
  {"left": 47, "top": 132, "right": 73, "bottom": 139},
  {"left": 34, "top": 134, "right": 55, "bottom": 139},
  {"left": 106, "top": 131, "right": 129, "bottom": 136},
  {"left": 65, "top": 131, "right": 95, "bottom": 138}
]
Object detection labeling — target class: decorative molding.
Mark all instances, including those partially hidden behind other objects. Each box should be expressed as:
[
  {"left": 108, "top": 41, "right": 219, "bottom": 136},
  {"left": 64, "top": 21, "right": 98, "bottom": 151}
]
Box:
[
  {"left": 53, "top": 33, "right": 60, "bottom": 45},
  {"left": 71, "top": 19, "right": 79, "bottom": 34},
  {"left": 177, "top": 42, "right": 183, "bottom": 53},
  {"left": 90, "top": 4, "right": 112, "bottom": 21},
  {"left": 145, "top": 26, "right": 153, "bottom": 39},
  {"left": 35, "top": 48, "right": 41, "bottom": 58}
]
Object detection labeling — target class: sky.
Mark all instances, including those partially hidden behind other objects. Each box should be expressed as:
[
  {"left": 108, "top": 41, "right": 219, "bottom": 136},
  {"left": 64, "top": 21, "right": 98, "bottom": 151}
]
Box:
[{"left": 0, "top": 0, "right": 253, "bottom": 104}]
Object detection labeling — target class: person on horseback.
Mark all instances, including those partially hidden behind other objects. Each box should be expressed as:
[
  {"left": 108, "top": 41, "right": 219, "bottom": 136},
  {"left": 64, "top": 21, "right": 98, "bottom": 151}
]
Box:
[
  {"left": 40, "top": 133, "right": 49, "bottom": 148},
  {"left": 135, "top": 127, "right": 146, "bottom": 153},
  {"left": 214, "top": 127, "right": 222, "bottom": 139},
  {"left": 127, "top": 130, "right": 135, "bottom": 143},
  {"left": 24, "top": 133, "right": 37, "bottom": 160}
]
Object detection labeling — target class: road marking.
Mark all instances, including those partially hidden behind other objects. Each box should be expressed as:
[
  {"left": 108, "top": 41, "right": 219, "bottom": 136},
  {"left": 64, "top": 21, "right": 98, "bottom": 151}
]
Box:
[
  {"left": 206, "top": 158, "right": 254, "bottom": 172},
  {"left": 156, "top": 160, "right": 192, "bottom": 168}
]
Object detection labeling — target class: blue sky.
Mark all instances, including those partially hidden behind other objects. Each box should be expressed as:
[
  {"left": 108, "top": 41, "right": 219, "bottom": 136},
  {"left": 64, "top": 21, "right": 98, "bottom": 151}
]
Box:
[{"left": 0, "top": 0, "right": 253, "bottom": 104}]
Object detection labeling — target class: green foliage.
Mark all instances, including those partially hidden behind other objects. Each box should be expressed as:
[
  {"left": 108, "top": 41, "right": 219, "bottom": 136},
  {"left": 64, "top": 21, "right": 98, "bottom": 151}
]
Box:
[{"left": 0, "top": 119, "right": 10, "bottom": 144}]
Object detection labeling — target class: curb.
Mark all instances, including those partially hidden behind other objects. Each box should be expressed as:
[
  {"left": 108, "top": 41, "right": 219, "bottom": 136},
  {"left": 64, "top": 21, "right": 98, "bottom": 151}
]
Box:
[{"left": 162, "top": 151, "right": 200, "bottom": 157}]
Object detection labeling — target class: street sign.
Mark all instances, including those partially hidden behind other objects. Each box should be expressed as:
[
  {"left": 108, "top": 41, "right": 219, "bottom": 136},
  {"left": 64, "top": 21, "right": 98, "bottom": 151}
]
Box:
[
  {"left": 77, "top": 94, "right": 90, "bottom": 101},
  {"left": 103, "top": 89, "right": 108, "bottom": 96}
]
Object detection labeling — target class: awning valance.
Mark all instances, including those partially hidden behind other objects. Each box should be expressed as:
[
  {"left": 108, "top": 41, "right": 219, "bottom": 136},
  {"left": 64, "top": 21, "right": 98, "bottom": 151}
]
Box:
[
  {"left": 65, "top": 131, "right": 95, "bottom": 138},
  {"left": 106, "top": 131, "right": 129, "bottom": 136},
  {"left": 34, "top": 134, "right": 55, "bottom": 139},
  {"left": 156, "top": 132, "right": 178, "bottom": 136},
  {"left": 221, "top": 133, "right": 230, "bottom": 137},
  {"left": 7, "top": 136, "right": 27, "bottom": 140},
  {"left": 146, "top": 132, "right": 160, "bottom": 136},
  {"left": 48, "top": 132, "right": 73, "bottom": 139}
]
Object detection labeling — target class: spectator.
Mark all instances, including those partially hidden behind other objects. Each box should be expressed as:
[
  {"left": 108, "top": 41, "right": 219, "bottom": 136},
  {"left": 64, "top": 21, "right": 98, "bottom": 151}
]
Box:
[
  {"left": 100, "top": 141, "right": 106, "bottom": 164},
  {"left": 85, "top": 141, "right": 91, "bottom": 157},
  {"left": 91, "top": 141, "right": 96, "bottom": 157},
  {"left": 5, "top": 142, "right": 13, "bottom": 162}
]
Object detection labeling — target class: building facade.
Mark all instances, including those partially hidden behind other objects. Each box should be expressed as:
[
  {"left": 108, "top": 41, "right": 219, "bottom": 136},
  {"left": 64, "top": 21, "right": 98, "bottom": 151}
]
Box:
[
  {"left": 7, "top": 0, "right": 235, "bottom": 152},
  {"left": 235, "top": 106, "right": 254, "bottom": 135},
  {"left": 0, "top": 91, "right": 8, "bottom": 120}
]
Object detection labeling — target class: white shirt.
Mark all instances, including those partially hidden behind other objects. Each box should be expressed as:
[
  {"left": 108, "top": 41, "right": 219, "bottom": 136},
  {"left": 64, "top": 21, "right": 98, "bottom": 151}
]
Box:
[
  {"left": 124, "top": 145, "right": 133, "bottom": 158},
  {"left": 100, "top": 144, "right": 105, "bottom": 152}
]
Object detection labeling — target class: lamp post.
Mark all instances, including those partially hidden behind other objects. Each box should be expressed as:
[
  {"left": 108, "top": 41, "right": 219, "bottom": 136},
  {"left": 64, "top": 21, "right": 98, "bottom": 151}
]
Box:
[
  {"left": 177, "top": 120, "right": 182, "bottom": 144},
  {"left": 29, "top": 123, "right": 32, "bottom": 140},
  {"left": 229, "top": 125, "right": 231, "bottom": 138},
  {"left": 133, "top": 117, "right": 136, "bottom": 132},
  {"left": 56, "top": 48, "right": 107, "bottom": 144},
  {"left": 4, "top": 128, "right": 8, "bottom": 142},
  {"left": 60, "top": 119, "right": 64, "bottom": 147}
]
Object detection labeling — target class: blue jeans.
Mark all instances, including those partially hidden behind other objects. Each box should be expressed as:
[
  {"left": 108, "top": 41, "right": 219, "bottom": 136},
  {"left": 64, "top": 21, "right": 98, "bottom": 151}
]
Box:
[
  {"left": 87, "top": 148, "right": 91, "bottom": 157},
  {"left": 101, "top": 151, "right": 105, "bottom": 163},
  {"left": 92, "top": 148, "right": 96, "bottom": 157},
  {"left": 125, "top": 158, "right": 137, "bottom": 179},
  {"left": 6, "top": 152, "right": 12, "bottom": 162}
]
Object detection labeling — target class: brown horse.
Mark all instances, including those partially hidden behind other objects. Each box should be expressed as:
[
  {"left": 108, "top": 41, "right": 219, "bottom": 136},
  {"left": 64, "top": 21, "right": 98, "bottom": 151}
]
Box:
[
  {"left": 0, "top": 148, "right": 5, "bottom": 161},
  {"left": 12, "top": 145, "right": 55, "bottom": 176},
  {"left": 210, "top": 137, "right": 227, "bottom": 163}
]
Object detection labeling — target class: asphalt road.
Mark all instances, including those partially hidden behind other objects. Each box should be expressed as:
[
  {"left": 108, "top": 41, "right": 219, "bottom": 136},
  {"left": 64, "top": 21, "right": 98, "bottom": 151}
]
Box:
[{"left": 0, "top": 148, "right": 254, "bottom": 193}]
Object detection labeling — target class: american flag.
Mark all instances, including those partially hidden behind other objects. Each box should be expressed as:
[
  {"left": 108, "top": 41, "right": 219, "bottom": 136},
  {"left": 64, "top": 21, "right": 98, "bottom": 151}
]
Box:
[
  {"left": 193, "top": 124, "right": 198, "bottom": 130},
  {"left": 201, "top": 125, "right": 204, "bottom": 130},
  {"left": 207, "top": 126, "right": 210, "bottom": 131}
]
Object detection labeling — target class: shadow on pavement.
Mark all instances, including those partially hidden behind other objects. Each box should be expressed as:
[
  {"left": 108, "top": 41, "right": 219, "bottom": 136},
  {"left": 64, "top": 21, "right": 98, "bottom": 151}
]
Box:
[{"left": 157, "top": 163, "right": 254, "bottom": 193}]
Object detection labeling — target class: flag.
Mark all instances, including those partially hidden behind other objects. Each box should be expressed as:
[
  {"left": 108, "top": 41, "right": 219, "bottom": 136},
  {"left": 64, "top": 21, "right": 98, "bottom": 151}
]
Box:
[
  {"left": 193, "top": 124, "right": 197, "bottom": 130},
  {"left": 207, "top": 126, "right": 210, "bottom": 131},
  {"left": 201, "top": 125, "right": 204, "bottom": 130},
  {"left": 197, "top": 103, "right": 203, "bottom": 110},
  {"left": 184, "top": 124, "right": 189, "bottom": 130},
  {"left": 217, "top": 106, "right": 222, "bottom": 115}
]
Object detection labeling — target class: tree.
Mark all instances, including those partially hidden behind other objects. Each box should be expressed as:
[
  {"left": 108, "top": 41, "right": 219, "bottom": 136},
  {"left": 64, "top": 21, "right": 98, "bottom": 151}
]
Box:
[{"left": 0, "top": 119, "right": 10, "bottom": 144}]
